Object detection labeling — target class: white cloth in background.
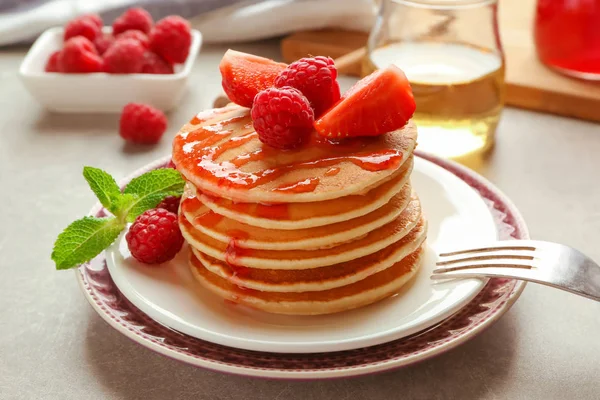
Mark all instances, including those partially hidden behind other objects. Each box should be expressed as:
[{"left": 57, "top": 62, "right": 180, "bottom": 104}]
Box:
[
  {"left": 193, "top": 0, "right": 374, "bottom": 43},
  {"left": 0, "top": 0, "right": 375, "bottom": 46}
]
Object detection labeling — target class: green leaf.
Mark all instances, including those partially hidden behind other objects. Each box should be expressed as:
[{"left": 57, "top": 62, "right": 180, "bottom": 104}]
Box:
[
  {"left": 123, "top": 168, "right": 185, "bottom": 221},
  {"left": 83, "top": 167, "right": 121, "bottom": 214},
  {"left": 125, "top": 193, "right": 172, "bottom": 222},
  {"left": 51, "top": 217, "right": 125, "bottom": 270},
  {"left": 110, "top": 193, "right": 138, "bottom": 221}
]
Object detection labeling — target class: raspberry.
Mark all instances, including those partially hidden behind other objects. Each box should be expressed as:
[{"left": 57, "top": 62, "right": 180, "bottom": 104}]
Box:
[
  {"left": 274, "top": 56, "right": 341, "bottom": 118},
  {"left": 119, "top": 103, "right": 168, "bottom": 144},
  {"left": 157, "top": 195, "right": 181, "bottom": 214},
  {"left": 149, "top": 16, "right": 191, "bottom": 64},
  {"left": 103, "top": 38, "right": 145, "bottom": 73},
  {"left": 64, "top": 17, "right": 101, "bottom": 42},
  {"left": 59, "top": 37, "right": 103, "bottom": 73},
  {"left": 141, "top": 51, "right": 173, "bottom": 74},
  {"left": 116, "top": 30, "right": 149, "bottom": 48},
  {"left": 83, "top": 14, "right": 103, "bottom": 29},
  {"left": 112, "top": 7, "right": 153, "bottom": 35},
  {"left": 251, "top": 87, "right": 314, "bottom": 150},
  {"left": 126, "top": 208, "right": 184, "bottom": 264},
  {"left": 45, "top": 51, "right": 62, "bottom": 72},
  {"left": 93, "top": 33, "right": 114, "bottom": 55}
]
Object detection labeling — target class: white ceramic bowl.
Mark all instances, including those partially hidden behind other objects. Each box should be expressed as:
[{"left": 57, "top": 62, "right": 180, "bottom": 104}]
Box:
[{"left": 19, "top": 27, "right": 202, "bottom": 113}]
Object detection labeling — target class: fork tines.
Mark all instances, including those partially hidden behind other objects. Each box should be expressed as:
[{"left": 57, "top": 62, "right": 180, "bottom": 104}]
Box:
[{"left": 434, "top": 242, "right": 538, "bottom": 274}]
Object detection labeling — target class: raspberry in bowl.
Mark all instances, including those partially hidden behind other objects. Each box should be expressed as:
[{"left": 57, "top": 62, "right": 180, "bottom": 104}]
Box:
[{"left": 19, "top": 12, "right": 202, "bottom": 113}]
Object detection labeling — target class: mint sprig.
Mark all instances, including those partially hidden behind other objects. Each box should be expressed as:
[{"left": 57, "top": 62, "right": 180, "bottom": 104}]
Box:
[
  {"left": 82, "top": 167, "right": 121, "bottom": 214},
  {"left": 51, "top": 165, "right": 184, "bottom": 270},
  {"left": 52, "top": 217, "right": 124, "bottom": 270},
  {"left": 123, "top": 168, "right": 185, "bottom": 222}
]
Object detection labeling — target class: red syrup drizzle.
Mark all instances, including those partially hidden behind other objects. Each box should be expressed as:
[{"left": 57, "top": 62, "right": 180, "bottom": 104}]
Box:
[
  {"left": 273, "top": 177, "right": 320, "bottom": 193},
  {"left": 235, "top": 284, "right": 257, "bottom": 295},
  {"left": 201, "top": 191, "right": 291, "bottom": 220},
  {"left": 189, "top": 106, "right": 244, "bottom": 126},
  {"left": 224, "top": 229, "right": 252, "bottom": 278},
  {"left": 202, "top": 146, "right": 401, "bottom": 190},
  {"left": 254, "top": 203, "right": 290, "bottom": 219},
  {"left": 225, "top": 232, "right": 259, "bottom": 296},
  {"left": 324, "top": 167, "right": 341, "bottom": 177},
  {"left": 180, "top": 195, "right": 201, "bottom": 214},
  {"left": 193, "top": 210, "right": 224, "bottom": 226},
  {"left": 229, "top": 201, "right": 291, "bottom": 220},
  {"left": 173, "top": 114, "right": 404, "bottom": 194}
]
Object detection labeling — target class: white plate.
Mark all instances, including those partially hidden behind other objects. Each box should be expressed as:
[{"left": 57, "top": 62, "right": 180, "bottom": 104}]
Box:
[
  {"left": 105, "top": 156, "right": 497, "bottom": 353},
  {"left": 19, "top": 27, "right": 202, "bottom": 113}
]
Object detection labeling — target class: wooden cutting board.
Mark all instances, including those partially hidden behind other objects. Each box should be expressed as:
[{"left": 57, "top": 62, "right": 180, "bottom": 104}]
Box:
[{"left": 281, "top": 0, "right": 600, "bottom": 122}]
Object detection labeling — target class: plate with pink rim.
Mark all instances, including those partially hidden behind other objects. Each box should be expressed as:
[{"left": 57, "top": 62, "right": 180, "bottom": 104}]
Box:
[{"left": 76, "top": 151, "right": 527, "bottom": 379}]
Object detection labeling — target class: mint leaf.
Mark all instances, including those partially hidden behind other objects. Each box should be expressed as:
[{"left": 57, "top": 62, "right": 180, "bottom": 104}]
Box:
[
  {"left": 83, "top": 167, "right": 121, "bottom": 214},
  {"left": 111, "top": 193, "right": 138, "bottom": 221},
  {"left": 125, "top": 193, "right": 171, "bottom": 222},
  {"left": 123, "top": 168, "right": 185, "bottom": 221},
  {"left": 51, "top": 217, "right": 125, "bottom": 270}
]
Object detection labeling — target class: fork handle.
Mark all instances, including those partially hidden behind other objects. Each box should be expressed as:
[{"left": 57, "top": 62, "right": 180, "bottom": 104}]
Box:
[{"left": 432, "top": 267, "right": 600, "bottom": 302}]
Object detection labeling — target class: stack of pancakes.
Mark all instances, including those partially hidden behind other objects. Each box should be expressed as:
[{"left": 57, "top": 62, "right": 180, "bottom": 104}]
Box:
[{"left": 172, "top": 104, "right": 427, "bottom": 315}]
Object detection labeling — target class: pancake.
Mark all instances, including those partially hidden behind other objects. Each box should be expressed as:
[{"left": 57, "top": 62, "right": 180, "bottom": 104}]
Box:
[
  {"left": 189, "top": 245, "right": 425, "bottom": 315},
  {"left": 181, "top": 182, "right": 413, "bottom": 250},
  {"left": 180, "top": 194, "right": 422, "bottom": 270},
  {"left": 172, "top": 105, "right": 417, "bottom": 203},
  {"left": 173, "top": 102, "right": 425, "bottom": 315},
  {"left": 192, "top": 217, "right": 427, "bottom": 292},
  {"left": 195, "top": 156, "right": 414, "bottom": 230}
]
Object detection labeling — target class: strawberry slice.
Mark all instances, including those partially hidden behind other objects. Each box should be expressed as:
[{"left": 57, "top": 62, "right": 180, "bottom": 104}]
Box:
[
  {"left": 219, "top": 50, "right": 287, "bottom": 108},
  {"left": 314, "top": 65, "right": 416, "bottom": 138}
]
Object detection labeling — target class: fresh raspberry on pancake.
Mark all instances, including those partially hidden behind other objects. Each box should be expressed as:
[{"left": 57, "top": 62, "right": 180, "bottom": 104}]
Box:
[
  {"left": 274, "top": 56, "right": 341, "bottom": 117},
  {"left": 126, "top": 208, "right": 184, "bottom": 264},
  {"left": 251, "top": 86, "right": 314, "bottom": 150}
]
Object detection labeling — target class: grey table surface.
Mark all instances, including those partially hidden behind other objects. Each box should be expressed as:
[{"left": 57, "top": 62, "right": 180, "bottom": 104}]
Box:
[{"left": 1, "top": 40, "right": 599, "bottom": 400}]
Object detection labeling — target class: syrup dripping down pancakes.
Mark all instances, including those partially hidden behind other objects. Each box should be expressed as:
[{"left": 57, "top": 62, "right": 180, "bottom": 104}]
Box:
[{"left": 172, "top": 105, "right": 427, "bottom": 315}]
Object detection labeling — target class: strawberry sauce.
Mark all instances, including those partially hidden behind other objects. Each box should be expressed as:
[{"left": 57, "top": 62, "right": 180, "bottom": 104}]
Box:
[
  {"left": 254, "top": 203, "right": 290, "bottom": 219},
  {"left": 224, "top": 229, "right": 251, "bottom": 277},
  {"left": 173, "top": 114, "right": 403, "bottom": 194},
  {"left": 324, "top": 167, "right": 341, "bottom": 176},
  {"left": 193, "top": 210, "right": 224, "bottom": 226},
  {"left": 274, "top": 177, "right": 320, "bottom": 193}
]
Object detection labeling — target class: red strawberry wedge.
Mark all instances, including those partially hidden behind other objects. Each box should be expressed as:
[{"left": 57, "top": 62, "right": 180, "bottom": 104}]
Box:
[
  {"left": 314, "top": 65, "right": 416, "bottom": 139},
  {"left": 219, "top": 50, "right": 287, "bottom": 108}
]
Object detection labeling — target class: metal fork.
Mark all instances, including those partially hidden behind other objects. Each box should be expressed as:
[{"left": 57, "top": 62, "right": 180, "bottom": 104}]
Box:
[{"left": 432, "top": 240, "right": 600, "bottom": 302}]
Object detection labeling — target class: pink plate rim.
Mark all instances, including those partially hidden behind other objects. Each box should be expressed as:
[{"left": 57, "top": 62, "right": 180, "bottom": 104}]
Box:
[{"left": 75, "top": 151, "right": 528, "bottom": 380}]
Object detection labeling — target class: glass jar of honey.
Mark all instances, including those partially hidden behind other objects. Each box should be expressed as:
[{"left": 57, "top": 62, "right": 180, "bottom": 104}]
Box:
[{"left": 364, "top": 0, "right": 505, "bottom": 164}]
